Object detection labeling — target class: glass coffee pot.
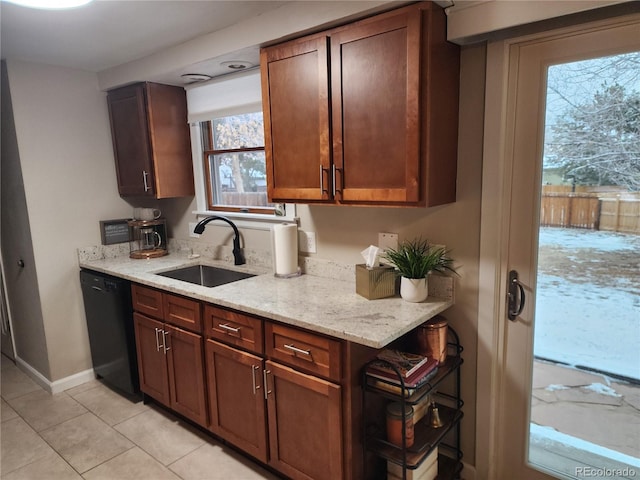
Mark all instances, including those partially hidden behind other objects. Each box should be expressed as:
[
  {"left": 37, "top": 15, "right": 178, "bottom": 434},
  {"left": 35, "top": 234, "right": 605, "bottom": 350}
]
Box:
[{"left": 128, "top": 219, "right": 168, "bottom": 259}]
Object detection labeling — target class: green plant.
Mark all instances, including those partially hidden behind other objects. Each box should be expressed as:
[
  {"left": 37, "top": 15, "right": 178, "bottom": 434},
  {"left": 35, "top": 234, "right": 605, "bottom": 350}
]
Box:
[{"left": 382, "top": 238, "right": 457, "bottom": 279}]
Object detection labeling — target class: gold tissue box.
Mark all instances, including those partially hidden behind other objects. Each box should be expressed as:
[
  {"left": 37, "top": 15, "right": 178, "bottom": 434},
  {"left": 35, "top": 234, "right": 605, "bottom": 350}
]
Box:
[{"left": 355, "top": 264, "right": 397, "bottom": 300}]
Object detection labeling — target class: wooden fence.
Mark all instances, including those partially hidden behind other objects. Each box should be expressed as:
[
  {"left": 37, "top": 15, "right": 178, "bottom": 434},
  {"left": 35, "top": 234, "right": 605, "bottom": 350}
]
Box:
[
  {"left": 220, "top": 192, "right": 269, "bottom": 207},
  {"left": 540, "top": 190, "right": 640, "bottom": 234},
  {"left": 599, "top": 198, "right": 640, "bottom": 234}
]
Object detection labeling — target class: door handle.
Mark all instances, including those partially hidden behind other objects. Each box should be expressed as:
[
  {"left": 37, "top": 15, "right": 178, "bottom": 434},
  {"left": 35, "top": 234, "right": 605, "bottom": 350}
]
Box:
[
  {"left": 155, "top": 327, "right": 162, "bottom": 351},
  {"left": 142, "top": 170, "right": 150, "bottom": 192},
  {"left": 507, "top": 270, "right": 526, "bottom": 321},
  {"left": 263, "top": 369, "right": 272, "bottom": 400},
  {"left": 251, "top": 365, "right": 261, "bottom": 395},
  {"left": 163, "top": 330, "right": 170, "bottom": 354}
]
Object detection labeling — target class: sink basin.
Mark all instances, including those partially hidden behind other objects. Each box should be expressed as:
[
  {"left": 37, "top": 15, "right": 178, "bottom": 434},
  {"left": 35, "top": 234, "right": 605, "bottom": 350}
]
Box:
[{"left": 156, "top": 265, "right": 255, "bottom": 287}]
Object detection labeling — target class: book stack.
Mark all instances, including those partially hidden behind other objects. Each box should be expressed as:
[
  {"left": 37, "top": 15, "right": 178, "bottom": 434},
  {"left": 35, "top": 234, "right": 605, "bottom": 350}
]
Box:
[
  {"left": 367, "top": 349, "right": 439, "bottom": 397},
  {"left": 387, "top": 446, "right": 438, "bottom": 480}
]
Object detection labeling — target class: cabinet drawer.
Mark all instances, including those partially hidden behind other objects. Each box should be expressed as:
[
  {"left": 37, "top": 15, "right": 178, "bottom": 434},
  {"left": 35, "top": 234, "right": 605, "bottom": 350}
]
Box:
[
  {"left": 204, "top": 305, "right": 263, "bottom": 355},
  {"left": 132, "top": 284, "right": 164, "bottom": 319},
  {"left": 265, "top": 323, "right": 341, "bottom": 381},
  {"left": 164, "top": 294, "right": 201, "bottom": 332}
]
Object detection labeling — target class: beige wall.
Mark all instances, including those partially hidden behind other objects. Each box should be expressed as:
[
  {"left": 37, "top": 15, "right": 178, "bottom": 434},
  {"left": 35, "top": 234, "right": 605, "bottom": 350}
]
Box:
[
  {"left": 1, "top": 61, "right": 49, "bottom": 377},
  {"left": 6, "top": 60, "right": 132, "bottom": 382}
]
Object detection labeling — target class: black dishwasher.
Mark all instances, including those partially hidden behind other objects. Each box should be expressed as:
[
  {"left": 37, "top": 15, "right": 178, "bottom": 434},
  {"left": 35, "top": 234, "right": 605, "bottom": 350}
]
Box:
[{"left": 80, "top": 269, "right": 139, "bottom": 395}]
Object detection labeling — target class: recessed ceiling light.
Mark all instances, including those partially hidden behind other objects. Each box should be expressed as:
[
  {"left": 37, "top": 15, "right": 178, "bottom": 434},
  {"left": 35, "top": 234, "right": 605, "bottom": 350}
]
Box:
[
  {"left": 4, "top": 0, "right": 93, "bottom": 9},
  {"left": 181, "top": 73, "right": 213, "bottom": 84},
  {"left": 221, "top": 61, "right": 253, "bottom": 71}
]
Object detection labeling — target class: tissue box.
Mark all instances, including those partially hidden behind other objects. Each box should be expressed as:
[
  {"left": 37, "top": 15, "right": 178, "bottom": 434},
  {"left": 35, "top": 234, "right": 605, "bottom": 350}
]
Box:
[{"left": 355, "top": 264, "right": 397, "bottom": 299}]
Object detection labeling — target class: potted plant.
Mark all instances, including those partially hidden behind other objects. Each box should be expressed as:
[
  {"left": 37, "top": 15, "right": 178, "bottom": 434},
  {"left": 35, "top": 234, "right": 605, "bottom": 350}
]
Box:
[{"left": 382, "top": 238, "right": 457, "bottom": 302}]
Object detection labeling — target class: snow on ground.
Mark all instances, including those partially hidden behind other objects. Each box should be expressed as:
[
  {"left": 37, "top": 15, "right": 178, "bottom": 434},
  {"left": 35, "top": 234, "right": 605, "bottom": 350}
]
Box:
[
  {"left": 534, "top": 227, "right": 640, "bottom": 381},
  {"left": 582, "top": 383, "right": 622, "bottom": 397}
]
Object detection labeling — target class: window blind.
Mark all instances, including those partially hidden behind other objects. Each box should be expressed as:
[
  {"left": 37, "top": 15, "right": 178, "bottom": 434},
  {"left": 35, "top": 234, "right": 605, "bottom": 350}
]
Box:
[{"left": 185, "top": 68, "right": 262, "bottom": 123}]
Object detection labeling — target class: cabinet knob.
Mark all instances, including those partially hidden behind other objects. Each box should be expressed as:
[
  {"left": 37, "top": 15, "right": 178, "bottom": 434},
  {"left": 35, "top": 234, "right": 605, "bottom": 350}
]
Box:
[{"left": 17, "top": 259, "right": 25, "bottom": 268}]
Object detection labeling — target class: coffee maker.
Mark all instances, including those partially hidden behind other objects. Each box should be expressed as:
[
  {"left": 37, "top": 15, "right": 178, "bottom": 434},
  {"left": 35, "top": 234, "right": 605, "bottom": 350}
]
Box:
[{"left": 128, "top": 219, "right": 168, "bottom": 259}]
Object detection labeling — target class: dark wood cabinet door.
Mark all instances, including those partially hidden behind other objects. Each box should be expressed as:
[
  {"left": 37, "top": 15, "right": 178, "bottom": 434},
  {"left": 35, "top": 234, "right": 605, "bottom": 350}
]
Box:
[
  {"left": 133, "top": 313, "right": 170, "bottom": 406},
  {"left": 165, "top": 325, "right": 208, "bottom": 427},
  {"left": 107, "top": 84, "right": 155, "bottom": 196},
  {"left": 107, "top": 82, "right": 194, "bottom": 199},
  {"left": 144, "top": 83, "right": 194, "bottom": 199},
  {"left": 206, "top": 340, "right": 268, "bottom": 463},
  {"left": 265, "top": 360, "right": 343, "bottom": 480},
  {"left": 261, "top": 35, "right": 331, "bottom": 202},
  {"left": 331, "top": 10, "right": 421, "bottom": 204}
]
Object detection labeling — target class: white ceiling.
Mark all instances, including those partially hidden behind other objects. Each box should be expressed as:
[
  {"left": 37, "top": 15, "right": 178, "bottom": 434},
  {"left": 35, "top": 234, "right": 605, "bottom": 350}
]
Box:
[{"left": 0, "top": 0, "right": 286, "bottom": 82}]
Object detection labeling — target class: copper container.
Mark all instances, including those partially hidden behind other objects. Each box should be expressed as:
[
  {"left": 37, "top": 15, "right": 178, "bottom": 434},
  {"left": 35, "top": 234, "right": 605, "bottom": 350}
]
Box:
[
  {"left": 386, "top": 402, "right": 414, "bottom": 447},
  {"left": 417, "top": 315, "right": 448, "bottom": 363}
]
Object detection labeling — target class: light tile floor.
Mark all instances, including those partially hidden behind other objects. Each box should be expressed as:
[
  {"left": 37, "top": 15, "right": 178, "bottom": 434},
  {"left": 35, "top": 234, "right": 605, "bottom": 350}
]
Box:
[{"left": 0, "top": 355, "right": 280, "bottom": 480}]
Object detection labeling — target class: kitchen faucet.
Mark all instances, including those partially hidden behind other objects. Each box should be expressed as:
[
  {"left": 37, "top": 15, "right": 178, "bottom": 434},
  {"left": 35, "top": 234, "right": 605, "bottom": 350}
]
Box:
[{"left": 193, "top": 216, "right": 245, "bottom": 265}]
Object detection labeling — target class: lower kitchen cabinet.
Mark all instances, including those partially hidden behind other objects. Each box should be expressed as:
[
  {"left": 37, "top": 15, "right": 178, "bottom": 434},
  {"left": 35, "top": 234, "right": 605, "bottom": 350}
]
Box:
[
  {"left": 265, "top": 360, "right": 343, "bottom": 480},
  {"left": 205, "top": 339, "right": 268, "bottom": 463},
  {"left": 130, "top": 282, "right": 450, "bottom": 480},
  {"left": 134, "top": 313, "right": 170, "bottom": 405},
  {"left": 134, "top": 312, "right": 208, "bottom": 427},
  {"left": 205, "top": 339, "right": 343, "bottom": 480}
]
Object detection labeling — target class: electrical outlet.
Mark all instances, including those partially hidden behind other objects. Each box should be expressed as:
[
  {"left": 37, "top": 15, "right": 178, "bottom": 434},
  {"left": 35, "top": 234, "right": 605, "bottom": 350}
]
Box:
[
  {"left": 378, "top": 232, "right": 398, "bottom": 252},
  {"left": 189, "top": 222, "right": 200, "bottom": 238},
  {"left": 299, "top": 231, "right": 317, "bottom": 253}
]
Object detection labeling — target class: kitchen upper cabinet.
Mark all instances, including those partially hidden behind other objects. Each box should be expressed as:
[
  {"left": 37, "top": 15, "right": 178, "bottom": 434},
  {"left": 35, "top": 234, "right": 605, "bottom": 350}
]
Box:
[
  {"left": 261, "top": 36, "right": 331, "bottom": 202},
  {"left": 260, "top": 2, "right": 459, "bottom": 207},
  {"left": 107, "top": 82, "right": 194, "bottom": 198}
]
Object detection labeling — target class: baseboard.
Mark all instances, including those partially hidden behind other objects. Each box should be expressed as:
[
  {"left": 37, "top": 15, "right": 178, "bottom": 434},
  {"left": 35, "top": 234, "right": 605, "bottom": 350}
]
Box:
[
  {"left": 461, "top": 461, "right": 477, "bottom": 480},
  {"left": 14, "top": 356, "right": 95, "bottom": 394},
  {"left": 50, "top": 368, "right": 96, "bottom": 394}
]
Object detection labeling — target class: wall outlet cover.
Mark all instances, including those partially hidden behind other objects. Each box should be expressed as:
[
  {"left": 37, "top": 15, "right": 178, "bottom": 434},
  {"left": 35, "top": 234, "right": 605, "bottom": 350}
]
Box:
[
  {"left": 378, "top": 232, "right": 398, "bottom": 252},
  {"left": 300, "top": 231, "right": 317, "bottom": 253}
]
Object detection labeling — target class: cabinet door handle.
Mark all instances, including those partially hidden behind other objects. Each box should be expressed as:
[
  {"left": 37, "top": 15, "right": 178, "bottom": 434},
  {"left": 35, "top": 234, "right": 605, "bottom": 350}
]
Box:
[
  {"left": 142, "top": 170, "right": 150, "bottom": 192},
  {"left": 333, "top": 165, "right": 343, "bottom": 196},
  {"left": 155, "top": 327, "right": 162, "bottom": 352},
  {"left": 320, "top": 165, "right": 328, "bottom": 194},
  {"left": 263, "top": 369, "right": 272, "bottom": 400},
  {"left": 284, "top": 344, "right": 311, "bottom": 357},
  {"left": 251, "top": 365, "right": 261, "bottom": 395},
  {"left": 162, "top": 330, "right": 170, "bottom": 354},
  {"left": 332, "top": 164, "right": 337, "bottom": 197},
  {"left": 218, "top": 323, "right": 240, "bottom": 334}
]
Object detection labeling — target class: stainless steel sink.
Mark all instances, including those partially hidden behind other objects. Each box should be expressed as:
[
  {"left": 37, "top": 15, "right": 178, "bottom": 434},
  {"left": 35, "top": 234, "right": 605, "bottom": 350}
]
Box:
[{"left": 156, "top": 265, "right": 255, "bottom": 287}]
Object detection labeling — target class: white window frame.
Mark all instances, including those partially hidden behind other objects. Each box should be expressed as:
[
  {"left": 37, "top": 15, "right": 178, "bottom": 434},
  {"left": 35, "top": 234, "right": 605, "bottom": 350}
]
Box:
[{"left": 187, "top": 70, "right": 296, "bottom": 230}]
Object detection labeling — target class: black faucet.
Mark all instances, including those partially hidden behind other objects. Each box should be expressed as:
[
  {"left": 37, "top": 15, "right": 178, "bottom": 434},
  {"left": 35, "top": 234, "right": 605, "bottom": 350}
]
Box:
[{"left": 193, "top": 216, "right": 245, "bottom": 265}]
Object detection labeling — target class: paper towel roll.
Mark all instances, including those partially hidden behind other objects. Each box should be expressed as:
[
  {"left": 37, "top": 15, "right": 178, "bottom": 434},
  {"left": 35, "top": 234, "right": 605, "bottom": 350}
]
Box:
[{"left": 272, "top": 223, "right": 299, "bottom": 276}]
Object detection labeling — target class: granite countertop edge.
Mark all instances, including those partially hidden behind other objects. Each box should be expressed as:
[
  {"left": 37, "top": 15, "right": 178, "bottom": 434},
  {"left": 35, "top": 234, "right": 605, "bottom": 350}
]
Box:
[{"left": 79, "top": 254, "right": 453, "bottom": 349}]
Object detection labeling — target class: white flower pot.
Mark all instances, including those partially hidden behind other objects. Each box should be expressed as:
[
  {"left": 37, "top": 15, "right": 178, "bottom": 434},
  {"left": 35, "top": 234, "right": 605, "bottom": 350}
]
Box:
[{"left": 400, "top": 276, "right": 429, "bottom": 303}]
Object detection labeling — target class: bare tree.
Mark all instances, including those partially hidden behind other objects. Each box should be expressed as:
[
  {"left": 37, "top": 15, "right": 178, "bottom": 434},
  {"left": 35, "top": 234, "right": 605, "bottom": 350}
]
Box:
[{"left": 545, "top": 52, "right": 640, "bottom": 191}]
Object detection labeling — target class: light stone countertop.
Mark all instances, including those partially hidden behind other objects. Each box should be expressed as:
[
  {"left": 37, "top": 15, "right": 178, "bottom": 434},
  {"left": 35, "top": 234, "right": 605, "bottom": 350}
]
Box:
[{"left": 79, "top": 248, "right": 453, "bottom": 349}]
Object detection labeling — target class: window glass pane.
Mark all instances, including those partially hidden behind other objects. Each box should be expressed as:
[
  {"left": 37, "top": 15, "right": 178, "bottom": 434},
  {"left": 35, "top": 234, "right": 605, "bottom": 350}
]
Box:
[
  {"left": 208, "top": 151, "right": 272, "bottom": 208},
  {"left": 212, "top": 112, "right": 264, "bottom": 150}
]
